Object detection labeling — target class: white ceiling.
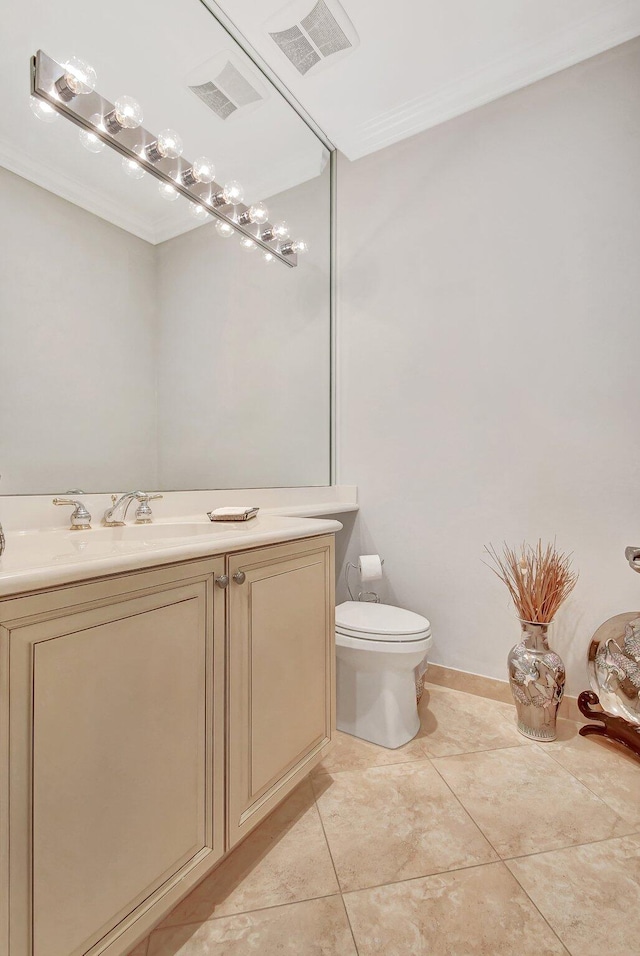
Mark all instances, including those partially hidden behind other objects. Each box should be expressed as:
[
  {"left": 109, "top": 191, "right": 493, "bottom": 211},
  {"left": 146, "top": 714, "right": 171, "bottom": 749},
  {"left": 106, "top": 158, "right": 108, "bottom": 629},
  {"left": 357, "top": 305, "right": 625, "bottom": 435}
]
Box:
[
  {"left": 0, "top": 0, "right": 326, "bottom": 243},
  {"left": 5, "top": 0, "right": 639, "bottom": 242},
  {"left": 214, "top": 0, "right": 640, "bottom": 160}
]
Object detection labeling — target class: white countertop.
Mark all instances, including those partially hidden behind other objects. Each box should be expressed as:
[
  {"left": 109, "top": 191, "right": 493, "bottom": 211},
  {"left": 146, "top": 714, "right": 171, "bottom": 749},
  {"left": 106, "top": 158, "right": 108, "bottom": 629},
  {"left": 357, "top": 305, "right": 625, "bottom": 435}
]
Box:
[{"left": 0, "top": 514, "right": 343, "bottom": 598}]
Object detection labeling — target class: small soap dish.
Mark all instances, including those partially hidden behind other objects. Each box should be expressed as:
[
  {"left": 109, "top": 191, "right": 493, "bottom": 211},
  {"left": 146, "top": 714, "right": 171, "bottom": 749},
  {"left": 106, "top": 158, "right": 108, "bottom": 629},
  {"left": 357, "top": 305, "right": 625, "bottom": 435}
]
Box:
[{"left": 208, "top": 507, "right": 259, "bottom": 522}]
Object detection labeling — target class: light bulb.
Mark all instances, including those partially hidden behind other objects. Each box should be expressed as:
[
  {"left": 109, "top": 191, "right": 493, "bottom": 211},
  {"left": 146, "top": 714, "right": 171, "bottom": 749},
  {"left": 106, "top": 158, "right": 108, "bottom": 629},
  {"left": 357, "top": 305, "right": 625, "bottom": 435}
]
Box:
[
  {"left": 115, "top": 96, "right": 143, "bottom": 129},
  {"left": 273, "top": 221, "right": 290, "bottom": 241},
  {"left": 249, "top": 203, "right": 269, "bottom": 224},
  {"left": 189, "top": 203, "right": 210, "bottom": 222},
  {"left": 104, "top": 96, "right": 143, "bottom": 134},
  {"left": 122, "top": 157, "right": 145, "bottom": 179},
  {"left": 262, "top": 220, "right": 290, "bottom": 242},
  {"left": 146, "top": 128, "right": 183, "bottom": 162},
  {"left": 263, "top": 252, "right": 275, "bottom": 264},
  {"left": 56, "top": 56, "right": 97, "bottom": 100},
  {"left": 222, "top": 181, "right": 244, "bottom": 205},
  {"left": 158, "top": 182, "right": 179, "bottom": 202},
  {"left": 283, "top": 238, "right": 309, "bottom": 255},
  {"left": 30, "top": 95, "right": 58, "bottom": 123},
  {"left": 79, "top": 127, "right": 105, "bottom": 153},
  {"left": 183, "top": 156, "right": 215, "bottom": 186},
  {"left": 238, "top": 201, "right": 269, "bottom": 226},
  {"left": 215, "top": 220, "right": 234, "bottom": 238},
  {"left": 240, "top": 237, "right": 257, "bottom": 251}
]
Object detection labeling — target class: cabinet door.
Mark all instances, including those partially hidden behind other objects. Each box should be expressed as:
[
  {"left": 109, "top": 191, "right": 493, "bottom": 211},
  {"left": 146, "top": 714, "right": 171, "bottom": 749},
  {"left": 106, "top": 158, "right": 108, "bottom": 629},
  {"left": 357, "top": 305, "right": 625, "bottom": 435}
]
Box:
[
  {"left": 1, "top": 560, "right": 225, "bottom": 956},
  {"left": 227, "top": 535, "right": 335, "bottom": 845}
]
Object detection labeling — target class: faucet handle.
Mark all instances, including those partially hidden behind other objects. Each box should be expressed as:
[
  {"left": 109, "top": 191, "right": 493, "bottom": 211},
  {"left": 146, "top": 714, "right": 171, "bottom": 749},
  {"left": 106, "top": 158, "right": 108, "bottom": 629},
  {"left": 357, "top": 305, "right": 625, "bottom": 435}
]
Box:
[
  {"left": 134, "top": 493, "right": 163, "bottom": 525},
  {"left": 53, "top": 498, "right": 92, "bottom": 530}
]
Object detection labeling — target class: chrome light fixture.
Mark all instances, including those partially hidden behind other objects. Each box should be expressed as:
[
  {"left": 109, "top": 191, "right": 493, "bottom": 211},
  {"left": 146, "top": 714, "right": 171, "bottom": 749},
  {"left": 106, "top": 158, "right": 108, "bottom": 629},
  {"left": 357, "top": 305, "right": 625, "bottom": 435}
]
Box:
[
  {"left": 145, "top": 128, "right": 183, "bottom": 163},
  {"left": 30, "top": 50, "right": 304, "bottom": 267},
  {"left": 54, "top": 56, "right": 97, "bottom": 101},
  {"left": 104, "top": 96, "right": 144, "bottom": 134}
]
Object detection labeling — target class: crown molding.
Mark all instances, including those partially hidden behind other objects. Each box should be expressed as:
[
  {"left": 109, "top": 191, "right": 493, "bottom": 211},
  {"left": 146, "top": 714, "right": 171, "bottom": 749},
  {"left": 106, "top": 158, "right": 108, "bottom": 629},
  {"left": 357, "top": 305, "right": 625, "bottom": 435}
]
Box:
[
  {"left": 0, "top": 136, "right": 160, "bottom": 244},
  {"left": 340, "top": 0, "right": 640, "bottom": 160},
  {"left": 0, "top": 134, "right": 325, "bottom": 247}
]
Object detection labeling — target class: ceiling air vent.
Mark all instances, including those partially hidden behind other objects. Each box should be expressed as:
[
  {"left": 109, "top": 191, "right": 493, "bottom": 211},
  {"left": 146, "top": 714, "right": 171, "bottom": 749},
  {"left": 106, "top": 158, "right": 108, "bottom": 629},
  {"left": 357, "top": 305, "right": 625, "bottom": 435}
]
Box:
[
  {"left": 265, "top": 0, "right": 359, "bottom": 77},
  {"left": 186, "top": 51, "right": 270, "bottom": 121}
]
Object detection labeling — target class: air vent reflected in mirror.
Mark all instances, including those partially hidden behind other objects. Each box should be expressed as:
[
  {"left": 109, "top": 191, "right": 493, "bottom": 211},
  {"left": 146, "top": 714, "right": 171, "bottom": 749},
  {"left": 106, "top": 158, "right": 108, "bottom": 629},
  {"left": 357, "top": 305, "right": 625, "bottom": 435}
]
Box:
[
  {"left": 266, "top": 0, "right": 359, "bottom": 77},
  {"left": 186, "top": 51, "right": 270, "bottom": 121}
]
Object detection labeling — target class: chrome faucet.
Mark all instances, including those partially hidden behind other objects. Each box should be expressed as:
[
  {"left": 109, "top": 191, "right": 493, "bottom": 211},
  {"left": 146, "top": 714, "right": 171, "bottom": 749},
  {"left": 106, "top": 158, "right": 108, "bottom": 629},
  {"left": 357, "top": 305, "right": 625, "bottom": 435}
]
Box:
[
  {"left": 103, "top": 491, "right": 163, "bottom": 527},
  {"left": 53, "top": 497, "right": 92, "bottom": 530}
]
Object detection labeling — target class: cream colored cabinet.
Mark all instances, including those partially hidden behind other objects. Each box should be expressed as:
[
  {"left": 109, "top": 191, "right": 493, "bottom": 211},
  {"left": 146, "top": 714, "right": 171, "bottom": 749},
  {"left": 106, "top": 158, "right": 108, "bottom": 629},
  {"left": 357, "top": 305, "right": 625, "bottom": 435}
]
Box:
[
  {"left": 227, "top": 535, "right": 335, "bottom": 845},
  {"left": 0, "top": 534, "right": 335, "bottom": 956},
  {"left": 0, "top": 558, "right": 226, "bottom": 956}
]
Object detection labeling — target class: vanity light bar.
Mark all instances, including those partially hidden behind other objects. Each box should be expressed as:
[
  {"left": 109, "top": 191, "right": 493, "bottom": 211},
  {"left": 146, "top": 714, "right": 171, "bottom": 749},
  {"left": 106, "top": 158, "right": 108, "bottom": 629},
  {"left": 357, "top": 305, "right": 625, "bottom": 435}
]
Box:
[{"left": 30, "top": 51, "right": 298, "bottom": 267}]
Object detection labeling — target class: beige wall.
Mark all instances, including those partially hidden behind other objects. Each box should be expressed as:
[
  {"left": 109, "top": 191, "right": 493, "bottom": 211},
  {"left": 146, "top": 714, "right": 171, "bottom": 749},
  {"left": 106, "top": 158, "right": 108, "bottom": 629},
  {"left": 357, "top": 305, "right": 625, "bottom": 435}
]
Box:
[{"left": 337, "top": 38, "right": 640, "bottom": 696}]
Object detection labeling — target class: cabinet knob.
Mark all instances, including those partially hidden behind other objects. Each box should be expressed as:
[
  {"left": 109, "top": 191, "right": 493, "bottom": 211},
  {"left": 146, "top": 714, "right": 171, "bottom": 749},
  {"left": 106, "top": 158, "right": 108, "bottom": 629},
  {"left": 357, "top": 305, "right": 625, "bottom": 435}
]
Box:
[
  {"left": 233, "top": 571, "right": 246, "bottom": 585},
  {"left": 215, "top": 575, "right": 229, "bottom": 589}
]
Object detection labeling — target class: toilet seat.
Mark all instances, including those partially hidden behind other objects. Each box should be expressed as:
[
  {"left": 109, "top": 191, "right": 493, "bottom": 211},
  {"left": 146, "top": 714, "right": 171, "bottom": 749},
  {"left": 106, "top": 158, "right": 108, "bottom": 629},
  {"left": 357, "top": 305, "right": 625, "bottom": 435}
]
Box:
[
  {"left": 336, "top": 601, "right": 431, "bottom": 643},
  {"left": 336, "top": 630, "right": 433, "bottom": 655}
]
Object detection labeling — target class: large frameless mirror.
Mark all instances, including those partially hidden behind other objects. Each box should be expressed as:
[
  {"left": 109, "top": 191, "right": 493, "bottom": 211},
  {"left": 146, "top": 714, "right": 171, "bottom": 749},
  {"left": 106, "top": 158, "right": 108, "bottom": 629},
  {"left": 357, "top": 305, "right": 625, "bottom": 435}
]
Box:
[{"left": 0, "top": 0, "right": 332, "bottom": 494}]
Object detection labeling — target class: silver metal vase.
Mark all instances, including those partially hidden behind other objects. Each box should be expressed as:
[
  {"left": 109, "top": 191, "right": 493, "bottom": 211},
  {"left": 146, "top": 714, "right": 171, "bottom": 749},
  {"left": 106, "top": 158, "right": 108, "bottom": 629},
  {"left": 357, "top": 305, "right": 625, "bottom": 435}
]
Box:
[{"left": 508, "top": 620, "right": 565, "bottom": 741}]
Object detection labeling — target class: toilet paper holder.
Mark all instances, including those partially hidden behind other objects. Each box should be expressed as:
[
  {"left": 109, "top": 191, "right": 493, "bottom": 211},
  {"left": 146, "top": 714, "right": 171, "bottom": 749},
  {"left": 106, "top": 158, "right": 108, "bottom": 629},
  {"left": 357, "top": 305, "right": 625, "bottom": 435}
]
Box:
[{"left": 345, "top": 558, "right": 384, "bottom": 603}]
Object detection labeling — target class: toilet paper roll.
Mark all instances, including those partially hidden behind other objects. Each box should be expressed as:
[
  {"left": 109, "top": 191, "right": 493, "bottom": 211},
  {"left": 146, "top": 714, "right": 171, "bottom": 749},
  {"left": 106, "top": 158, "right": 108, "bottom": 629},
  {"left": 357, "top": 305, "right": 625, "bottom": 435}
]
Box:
[{"left": 358, "top": 554, "right": 383, "bottom": 583}]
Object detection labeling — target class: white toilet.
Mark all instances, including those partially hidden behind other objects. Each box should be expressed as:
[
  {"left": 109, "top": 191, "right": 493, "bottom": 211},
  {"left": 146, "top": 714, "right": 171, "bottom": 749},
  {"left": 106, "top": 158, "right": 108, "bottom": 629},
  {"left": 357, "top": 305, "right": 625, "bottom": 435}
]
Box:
[{"left": 335, "top": 601, "right": 433, "bottom": 749}]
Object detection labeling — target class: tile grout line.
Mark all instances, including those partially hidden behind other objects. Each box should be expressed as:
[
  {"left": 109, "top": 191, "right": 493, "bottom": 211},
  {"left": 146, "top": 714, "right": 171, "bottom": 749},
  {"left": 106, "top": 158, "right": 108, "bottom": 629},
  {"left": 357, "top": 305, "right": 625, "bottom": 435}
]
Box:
[
  {"left": 420, "top": 738, "right": 530, "bottom": 761},
  {"left": 427, "top": 748, "right": 572, "bottom": 955},
  {"left": 502, "top": 866, "right": 573, "bottom": 956},
  {"left": 339, "top": 856, "right": 515, "bottom": 897},
  {"left": 524, "top": 742, "right": 639, "bottom": 833},
  {"left": 427, "top": 753, "right": 506, "bottom": 860},
  {"left": 430, "top": 744, "right": 636, "bottom": 858},
  {"left": 310, "top": 775, "right": 361, "bottom": 955},
  {"left": 135, "top": 829, "right": 640, "bottom": 950},
  {"left": 337, "top": 894, "right": 361, "bottom": 956},
  {"left": 501, "top": 828, "right": 640, "bottom": 865},
  {"left": 431, "top": 739, "right": 640, "bottom": 955},
  {"left": 534, "top": 740, "right": 640, "bottom": 826},
  {"left": 313, "top": 749, "right": 430, "bottom": 777},
  {"left": 314, "top": 738, "right": 531, "bottom": 778},
  {"left": 434, "top": 760, "right": 571, "bottom": 956},
  {"left": 150, "top": 890, "right": 345, "bottom": 932}
]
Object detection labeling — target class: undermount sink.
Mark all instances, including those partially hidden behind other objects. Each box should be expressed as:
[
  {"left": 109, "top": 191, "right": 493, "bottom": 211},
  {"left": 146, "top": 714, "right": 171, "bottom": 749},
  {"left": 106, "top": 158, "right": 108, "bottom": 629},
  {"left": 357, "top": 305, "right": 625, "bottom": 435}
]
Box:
[
  {"left": 0, "top": 521, "right": 244, "bottom": 572},
  {"left": 95, "top": 522, "right": 219, "bottom": 541}
]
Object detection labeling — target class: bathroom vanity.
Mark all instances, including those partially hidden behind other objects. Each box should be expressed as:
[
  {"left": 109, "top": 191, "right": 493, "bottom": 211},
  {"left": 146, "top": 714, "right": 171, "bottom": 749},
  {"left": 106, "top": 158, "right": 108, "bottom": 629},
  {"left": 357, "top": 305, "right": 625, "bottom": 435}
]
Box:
[{"left": 0, "top": 517, "right": 338, "bottom": 956}]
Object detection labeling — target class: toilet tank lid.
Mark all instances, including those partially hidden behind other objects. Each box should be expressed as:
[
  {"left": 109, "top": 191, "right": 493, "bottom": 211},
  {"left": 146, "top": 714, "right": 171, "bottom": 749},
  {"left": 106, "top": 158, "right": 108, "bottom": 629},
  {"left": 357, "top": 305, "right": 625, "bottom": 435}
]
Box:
[{"left": 335, "top": 601, "right": 431, "bottom": 637}]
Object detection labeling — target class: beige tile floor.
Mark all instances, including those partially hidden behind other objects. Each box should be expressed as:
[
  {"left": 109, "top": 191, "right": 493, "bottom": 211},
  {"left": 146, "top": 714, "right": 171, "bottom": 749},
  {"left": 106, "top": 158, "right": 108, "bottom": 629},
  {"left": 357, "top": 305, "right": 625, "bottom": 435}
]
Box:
[{"left": 129, "top": 683, "right": 640, "bottom": 956}]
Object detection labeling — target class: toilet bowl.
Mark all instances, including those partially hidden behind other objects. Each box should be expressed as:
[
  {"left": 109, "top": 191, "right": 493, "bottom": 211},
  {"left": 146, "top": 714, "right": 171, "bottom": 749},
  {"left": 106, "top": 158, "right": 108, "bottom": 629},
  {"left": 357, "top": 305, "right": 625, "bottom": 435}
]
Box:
[{"left": 335, "top": 601, "right": 433, "bottom": 749}]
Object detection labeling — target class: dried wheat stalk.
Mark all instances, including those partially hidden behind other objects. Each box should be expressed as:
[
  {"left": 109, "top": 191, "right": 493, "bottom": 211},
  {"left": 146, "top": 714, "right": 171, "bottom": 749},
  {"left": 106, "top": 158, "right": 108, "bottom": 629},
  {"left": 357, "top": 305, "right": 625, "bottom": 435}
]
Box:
[{"left": 484, "top": 540, "right": 578, "bottom": 624}]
